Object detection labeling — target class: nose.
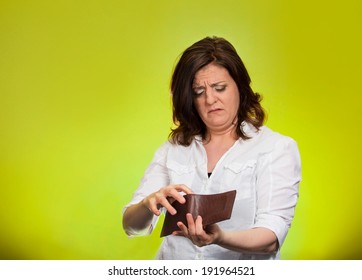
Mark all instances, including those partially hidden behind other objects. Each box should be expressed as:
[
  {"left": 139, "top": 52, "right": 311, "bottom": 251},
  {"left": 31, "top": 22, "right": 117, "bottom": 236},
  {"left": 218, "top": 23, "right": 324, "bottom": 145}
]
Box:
[{"left": 205, "top": 88, "right": 217, "bottom": 105}]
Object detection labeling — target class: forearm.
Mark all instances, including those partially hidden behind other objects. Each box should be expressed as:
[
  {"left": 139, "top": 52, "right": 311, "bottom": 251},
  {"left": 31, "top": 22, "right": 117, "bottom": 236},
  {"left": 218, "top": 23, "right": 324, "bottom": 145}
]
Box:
[
  {"left": 216, "top": 227, "right": 278, "bottom": 254},
  {"left": 122, "top": 200, "right": 155, "bottom": 236}
]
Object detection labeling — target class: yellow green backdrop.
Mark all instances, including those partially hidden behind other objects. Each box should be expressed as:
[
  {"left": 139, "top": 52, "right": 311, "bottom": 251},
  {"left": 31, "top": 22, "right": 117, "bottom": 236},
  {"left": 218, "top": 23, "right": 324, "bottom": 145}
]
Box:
[{"left": 1, "top": 0, "right": 361, "bottom": 259}]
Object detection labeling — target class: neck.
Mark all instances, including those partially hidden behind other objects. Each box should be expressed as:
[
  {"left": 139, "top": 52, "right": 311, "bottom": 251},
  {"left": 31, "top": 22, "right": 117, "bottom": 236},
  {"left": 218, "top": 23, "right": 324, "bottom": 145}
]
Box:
[{"left": 204, "top": 124, "right": 238, "bottom": 144}]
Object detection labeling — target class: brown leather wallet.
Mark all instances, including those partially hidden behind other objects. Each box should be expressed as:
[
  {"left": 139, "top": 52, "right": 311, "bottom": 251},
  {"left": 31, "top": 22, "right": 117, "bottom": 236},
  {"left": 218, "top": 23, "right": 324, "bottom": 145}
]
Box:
[{"left": 160, "top": 190, "right": 236, "bottom": 237}]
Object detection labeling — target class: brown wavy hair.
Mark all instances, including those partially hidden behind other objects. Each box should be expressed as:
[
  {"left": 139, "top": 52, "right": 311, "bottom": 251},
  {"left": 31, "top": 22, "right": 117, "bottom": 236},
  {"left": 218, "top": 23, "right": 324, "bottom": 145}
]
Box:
[{"left": 169, "top": 36, "right": 265, "bottom": 146}]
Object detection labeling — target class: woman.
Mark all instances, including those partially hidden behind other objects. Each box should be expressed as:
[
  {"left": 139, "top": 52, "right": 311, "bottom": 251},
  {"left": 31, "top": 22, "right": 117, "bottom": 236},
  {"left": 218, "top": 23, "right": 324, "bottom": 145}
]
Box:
[{"left": 122, "top": 36, "right": 301, "bottom": 260}]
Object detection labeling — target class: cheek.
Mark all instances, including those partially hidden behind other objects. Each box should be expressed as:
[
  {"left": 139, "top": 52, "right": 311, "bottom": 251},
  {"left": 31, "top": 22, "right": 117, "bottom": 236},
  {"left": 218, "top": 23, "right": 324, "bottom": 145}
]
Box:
[
  {"left": 225, "top": 94, "right": 239, "bottom": 113},
  {"left": 233, "top": 99, "right": 240, "bottom": 113},
  {"left": 231, "top": 93, "right": 240, "bottom": 113}
]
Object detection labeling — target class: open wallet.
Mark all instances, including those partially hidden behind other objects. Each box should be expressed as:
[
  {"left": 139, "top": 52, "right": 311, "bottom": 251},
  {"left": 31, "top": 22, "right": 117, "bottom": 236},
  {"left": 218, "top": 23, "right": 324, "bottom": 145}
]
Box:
[{"left": 160, "top": 190, "right": 237, "bottom": 237}]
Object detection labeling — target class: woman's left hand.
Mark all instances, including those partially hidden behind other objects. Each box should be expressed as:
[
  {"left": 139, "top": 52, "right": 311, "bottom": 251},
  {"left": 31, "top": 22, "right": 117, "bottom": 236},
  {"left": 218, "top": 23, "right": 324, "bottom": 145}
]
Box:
[{"left": 173, "top": 213, "right": 223, "bottom": 247}]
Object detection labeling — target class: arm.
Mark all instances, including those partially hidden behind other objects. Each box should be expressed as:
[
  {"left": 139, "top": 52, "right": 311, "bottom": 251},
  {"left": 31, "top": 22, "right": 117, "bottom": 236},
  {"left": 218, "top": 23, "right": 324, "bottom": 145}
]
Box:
[
  {"left": 176, "top": 214, "right": 278, "bottom": 254},
  {"left": 217, "top": 227, "right": 278, "bottom": 254},
  {"left": 122, "top": 142, "right": 170, "bottom": 236}
]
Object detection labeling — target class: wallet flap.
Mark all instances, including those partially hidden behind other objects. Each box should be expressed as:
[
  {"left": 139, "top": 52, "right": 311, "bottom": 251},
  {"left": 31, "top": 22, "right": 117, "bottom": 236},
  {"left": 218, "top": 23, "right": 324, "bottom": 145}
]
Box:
[{"left": 160, "top": 190, "right": 236, "bottom": 237}]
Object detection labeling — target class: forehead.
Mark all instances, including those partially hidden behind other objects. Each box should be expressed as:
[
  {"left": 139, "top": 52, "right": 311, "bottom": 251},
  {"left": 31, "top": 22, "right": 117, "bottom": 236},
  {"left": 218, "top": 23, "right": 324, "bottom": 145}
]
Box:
[{"left": 193, "top": 63, "right": 231, "bottom": 85}]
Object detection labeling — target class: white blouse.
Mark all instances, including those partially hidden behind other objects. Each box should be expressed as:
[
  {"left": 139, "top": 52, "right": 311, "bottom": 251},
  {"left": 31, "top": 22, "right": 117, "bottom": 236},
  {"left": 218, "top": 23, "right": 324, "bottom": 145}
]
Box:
[{"left": 124, "top": 123, "right": 301, "bottom": 260}]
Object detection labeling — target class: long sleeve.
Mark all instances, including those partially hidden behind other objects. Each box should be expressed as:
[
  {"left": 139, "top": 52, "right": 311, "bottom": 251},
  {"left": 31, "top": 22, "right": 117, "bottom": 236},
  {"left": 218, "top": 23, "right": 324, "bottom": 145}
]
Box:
[
  {"left": 253, "top": 136, "right": 301, "bottom": 247},
  {"left": 122, "top": 142, "right": 171, "bottom": 235}
]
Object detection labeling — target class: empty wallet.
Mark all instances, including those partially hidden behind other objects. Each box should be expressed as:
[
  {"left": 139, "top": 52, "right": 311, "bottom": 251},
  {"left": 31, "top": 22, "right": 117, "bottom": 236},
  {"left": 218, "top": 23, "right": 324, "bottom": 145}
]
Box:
[{"left": 160, "top": 190, "right": 237, "bottom": 237}]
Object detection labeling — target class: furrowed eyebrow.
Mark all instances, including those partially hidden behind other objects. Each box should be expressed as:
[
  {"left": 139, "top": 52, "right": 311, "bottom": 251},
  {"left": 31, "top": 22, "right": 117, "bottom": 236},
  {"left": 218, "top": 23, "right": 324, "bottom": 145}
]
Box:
[
  {"left": 192, "top": 81, "right": 226, "bottom": 88},
  {"left": 210, "top": 81, "right": 226, "bottom": 87}
]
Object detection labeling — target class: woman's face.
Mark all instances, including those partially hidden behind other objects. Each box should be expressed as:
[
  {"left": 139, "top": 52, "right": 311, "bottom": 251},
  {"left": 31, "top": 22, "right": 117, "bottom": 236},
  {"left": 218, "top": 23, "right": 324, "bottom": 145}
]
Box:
[{"left": 193, "top": 63, "right": 240, "bottom": 134}]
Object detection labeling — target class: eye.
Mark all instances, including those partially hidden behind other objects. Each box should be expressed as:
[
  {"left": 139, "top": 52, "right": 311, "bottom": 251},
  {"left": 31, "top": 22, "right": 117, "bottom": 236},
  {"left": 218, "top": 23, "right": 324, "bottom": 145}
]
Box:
[
  {"left": 193, "top": 88, "right": 205, "bottom": 97},
  {"left": 215, "top": 85, "right": 226, "bottom": 92}
]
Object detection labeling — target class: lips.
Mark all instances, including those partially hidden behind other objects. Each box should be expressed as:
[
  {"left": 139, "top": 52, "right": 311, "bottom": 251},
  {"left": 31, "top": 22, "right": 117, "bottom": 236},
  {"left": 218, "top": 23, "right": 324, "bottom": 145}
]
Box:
[{"left": 208, "top": 108, "right": 222, "bottom": 113}]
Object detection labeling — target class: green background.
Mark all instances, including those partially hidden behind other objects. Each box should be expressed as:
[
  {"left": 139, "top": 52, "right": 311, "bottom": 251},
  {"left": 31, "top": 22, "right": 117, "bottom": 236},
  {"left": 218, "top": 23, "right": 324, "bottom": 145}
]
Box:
[{"left": 1, "top": 0, "right": 361, "bottom": 259}]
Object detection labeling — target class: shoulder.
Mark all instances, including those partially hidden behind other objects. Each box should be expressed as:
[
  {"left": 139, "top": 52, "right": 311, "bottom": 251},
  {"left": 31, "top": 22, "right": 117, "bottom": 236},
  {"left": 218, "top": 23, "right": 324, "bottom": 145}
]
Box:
[
  {"left": 153, "top": 138, "right": 199, "bottom": 158},
  {"left": 259, "top": 126, "right": 297, "bottom": 144},
  {"left": 256, "top": 127, "right": 301, "bottom": 164},
  {"left": 244, "top": 123, "right": 299, "bottom": 154}
]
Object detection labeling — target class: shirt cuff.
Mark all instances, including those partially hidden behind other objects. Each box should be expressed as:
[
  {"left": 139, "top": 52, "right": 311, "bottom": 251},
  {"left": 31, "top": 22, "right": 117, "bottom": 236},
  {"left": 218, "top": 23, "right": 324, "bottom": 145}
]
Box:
[{"left": 253, "top": 213, "right": 290, "bottom": 247}]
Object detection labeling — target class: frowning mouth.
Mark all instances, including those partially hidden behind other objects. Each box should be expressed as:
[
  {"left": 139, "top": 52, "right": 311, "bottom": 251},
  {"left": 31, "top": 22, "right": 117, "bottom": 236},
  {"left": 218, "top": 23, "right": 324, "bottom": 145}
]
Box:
[{"left": 208, "top": 108, "right": 222, "bottom": 113}]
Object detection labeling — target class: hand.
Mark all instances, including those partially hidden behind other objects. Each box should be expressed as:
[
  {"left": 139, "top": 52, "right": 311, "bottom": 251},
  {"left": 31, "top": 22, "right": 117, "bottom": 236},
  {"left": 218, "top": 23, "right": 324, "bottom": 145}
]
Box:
[
  {"left": 173, "top": 213, "right": 223, "bottom": 247},
  {"left": 142, "top": 184, "right": 193, "bottom": 216}
]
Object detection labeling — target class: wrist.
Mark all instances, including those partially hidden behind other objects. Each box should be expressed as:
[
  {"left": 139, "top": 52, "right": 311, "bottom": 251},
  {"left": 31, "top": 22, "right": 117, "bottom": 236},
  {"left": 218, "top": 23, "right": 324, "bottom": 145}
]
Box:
[
  {"left": 141, "top": 198, "right": 153, "bottom": 214},
  {"left": 212, "top": 228, "right": 225, "bottom": 246}
]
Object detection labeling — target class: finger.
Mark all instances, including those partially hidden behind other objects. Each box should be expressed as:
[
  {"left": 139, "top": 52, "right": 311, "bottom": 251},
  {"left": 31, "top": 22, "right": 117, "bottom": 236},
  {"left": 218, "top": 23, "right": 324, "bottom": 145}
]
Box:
[
  {"left": 167, "top": 188, "right": 187, "bottom": 204},
  {"left": 143, "top": 198, "right": 161, "bottom": 216},
  {"left": 177, "top": 221, "right": 189, "bottom": 236},
  {"left": 195, "top": 215, "right": 205, "bottom": 236},
  {"left": 174, "top": 184, "right": 193, "bottom": 195},
  {"left": 172, "top": 230, "right": 185, "bottom": 237},
  {"left": 157, "top": 195, "right": 177, "bottom": 215},
  {"left": 148, "top": 204, "right": 161, "bottom": 216},
  {"left": 186, "top": 213, "right": 196, "bottom": 236}
]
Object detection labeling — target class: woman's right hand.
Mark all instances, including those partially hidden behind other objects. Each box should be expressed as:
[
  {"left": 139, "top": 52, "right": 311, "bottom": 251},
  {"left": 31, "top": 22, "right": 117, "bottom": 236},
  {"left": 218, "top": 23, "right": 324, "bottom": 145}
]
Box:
[{"left": 142, "top": 184, "right": 193, "bottom": 216}]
